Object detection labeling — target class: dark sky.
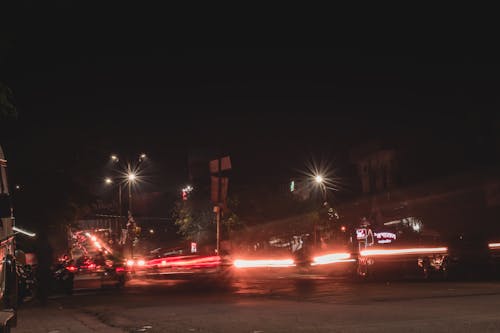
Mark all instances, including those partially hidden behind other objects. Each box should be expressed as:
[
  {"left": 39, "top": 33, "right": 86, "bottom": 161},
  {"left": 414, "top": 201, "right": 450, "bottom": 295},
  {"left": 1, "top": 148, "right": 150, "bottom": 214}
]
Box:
[{"left": 2, "top": 23, "right": 500, "bottom": 214}]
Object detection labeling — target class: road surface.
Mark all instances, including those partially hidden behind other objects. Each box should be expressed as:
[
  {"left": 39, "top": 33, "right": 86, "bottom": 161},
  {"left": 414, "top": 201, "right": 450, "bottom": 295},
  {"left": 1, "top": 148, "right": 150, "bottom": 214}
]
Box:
[{"left": 12, "top": 271, "right": 500, "bottom": 332}]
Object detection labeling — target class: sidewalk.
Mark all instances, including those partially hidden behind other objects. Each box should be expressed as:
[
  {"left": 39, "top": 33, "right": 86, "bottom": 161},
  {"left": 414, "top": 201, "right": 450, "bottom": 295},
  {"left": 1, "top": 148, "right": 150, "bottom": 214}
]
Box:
[{"left": 12, "top": 300, "right": 124, "bottom": 333}]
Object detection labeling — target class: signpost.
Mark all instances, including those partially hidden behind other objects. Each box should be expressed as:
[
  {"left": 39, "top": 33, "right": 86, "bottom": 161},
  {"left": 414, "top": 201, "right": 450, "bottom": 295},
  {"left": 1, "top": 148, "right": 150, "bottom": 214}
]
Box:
[{"left": 209, "top": 156, "right": 231, "bottom": 254}]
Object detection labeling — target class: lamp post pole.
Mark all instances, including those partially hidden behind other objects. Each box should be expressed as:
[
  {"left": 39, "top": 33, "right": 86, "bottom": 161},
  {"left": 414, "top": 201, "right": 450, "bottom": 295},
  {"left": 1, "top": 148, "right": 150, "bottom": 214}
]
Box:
[
  {"left": 314, "top": 175, "right": 327, "bottom": 248},
  {"left": 118, "top": 184, "right": 122, "bottom": 217}
]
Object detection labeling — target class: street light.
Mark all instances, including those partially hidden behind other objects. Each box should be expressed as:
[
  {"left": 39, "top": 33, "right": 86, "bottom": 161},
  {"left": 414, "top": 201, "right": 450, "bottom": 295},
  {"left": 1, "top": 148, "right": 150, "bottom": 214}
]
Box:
[
  {"left": 108, "top": 153, "right": 146, "bottom": 215},
  {"left": 105, "top": 177, "right": 113, "bottom": 184},
  {"left": 314, "top": 175, "right": 324, "bottom": 184}
]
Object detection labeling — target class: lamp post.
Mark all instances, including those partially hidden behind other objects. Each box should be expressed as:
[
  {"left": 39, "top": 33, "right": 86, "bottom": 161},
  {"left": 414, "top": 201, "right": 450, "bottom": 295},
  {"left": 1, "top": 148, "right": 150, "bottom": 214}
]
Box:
[
  {"left": 313, "top": 174, "right": 327, "bottom": 248},
  {"left": 314, "top": 174, "right": 327, "bottom": 205},
  {"left": 127, "top": 169, "right": 136, "bottom": 214},
  {"left": 109, "top": 153, "right": 145, "bottom": 215},
  {"left": 105, "top": 177, "right": 122, "bottom": 217},
  {"left": 108, "top": 153, "right": 146, "bottom": 260}
]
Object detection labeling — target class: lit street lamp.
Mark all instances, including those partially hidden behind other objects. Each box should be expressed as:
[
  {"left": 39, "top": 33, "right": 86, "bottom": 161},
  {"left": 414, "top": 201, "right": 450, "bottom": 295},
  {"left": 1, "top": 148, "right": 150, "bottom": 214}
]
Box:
[
  {"left": 108, "top": 153, "right": 146, "bottom": 216},
  {"left": 313, "top": 174, "right": 327, "bottom": 204}
]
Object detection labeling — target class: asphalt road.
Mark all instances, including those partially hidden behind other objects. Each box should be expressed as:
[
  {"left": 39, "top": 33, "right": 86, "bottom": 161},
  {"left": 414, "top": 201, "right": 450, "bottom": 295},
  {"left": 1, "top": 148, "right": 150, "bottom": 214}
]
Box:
[{"left": 13, "top": 271, "right": 500, "bottom": 332}]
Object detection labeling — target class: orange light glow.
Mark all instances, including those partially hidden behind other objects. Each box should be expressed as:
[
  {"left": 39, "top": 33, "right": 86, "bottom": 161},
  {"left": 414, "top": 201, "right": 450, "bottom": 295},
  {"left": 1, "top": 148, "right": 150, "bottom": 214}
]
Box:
[
  {"left": 360, "top": 247, "right": 448, "bottom": 257},
  {"left": 489, "top": 243, "right": 500, "bottom": 249},
  {"left": 233, "top": 258, "right": 295, "bottom": 268},
  {"left": 312, "top": 252, "right": 353, "bottom": 266}
]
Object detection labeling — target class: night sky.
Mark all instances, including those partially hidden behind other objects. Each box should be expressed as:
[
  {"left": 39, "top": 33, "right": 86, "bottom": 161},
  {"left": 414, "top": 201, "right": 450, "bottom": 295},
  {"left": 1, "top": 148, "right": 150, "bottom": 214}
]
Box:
[{"left": 2, "top": 22, "right": 500, "bottom": 229}]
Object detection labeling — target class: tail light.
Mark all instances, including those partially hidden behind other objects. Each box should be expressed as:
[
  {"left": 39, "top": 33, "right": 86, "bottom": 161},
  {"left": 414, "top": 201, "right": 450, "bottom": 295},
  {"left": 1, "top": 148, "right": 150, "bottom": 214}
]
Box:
[
  {"left": 67, "top": 265, "right": 77, "bottom": 272},
  {"left": 115, "top": 267, "right": 125, "bottom": 273}
]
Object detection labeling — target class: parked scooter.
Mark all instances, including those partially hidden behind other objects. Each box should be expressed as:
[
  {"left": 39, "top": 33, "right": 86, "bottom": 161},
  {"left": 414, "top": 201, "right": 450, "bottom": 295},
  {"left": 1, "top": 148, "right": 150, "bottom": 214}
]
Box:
[{"left": 16, "top": 263, "right": 37, "bottom": 303}]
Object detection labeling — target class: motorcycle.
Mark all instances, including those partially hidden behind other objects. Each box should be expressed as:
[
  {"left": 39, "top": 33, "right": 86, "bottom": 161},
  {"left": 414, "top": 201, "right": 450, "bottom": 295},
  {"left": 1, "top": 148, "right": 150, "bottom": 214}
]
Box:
[{"left": 16, "top": 263, "right": 37, "bottom": 303}]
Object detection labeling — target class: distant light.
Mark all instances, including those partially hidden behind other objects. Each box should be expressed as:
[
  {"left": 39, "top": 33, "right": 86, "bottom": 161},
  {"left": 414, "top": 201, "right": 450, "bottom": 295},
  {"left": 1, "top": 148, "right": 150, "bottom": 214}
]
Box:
[
  {"left": 182, "top": 185, "right": 193, "bottom": 193},
  {"left": 126, "top": 259, "right": 135, "bottom": 266},
  {"left": 91, "top": 236, "right": 97, "bottom": 242},
  {"left": 137, "top": 259, "right": 145, "bottom": 266},
  {"left": 15, "top": 185, "right": 21, "bottom": 190},
  {"left": 489, "top": 243, "right": 500, "bottom": 249},
  {"left": 111, "top": 155, "right": 119, "bottom": 162},
  {"left": 290, "top": 180, "right": 295, "bottom": 192},
  {"left": 105, "top": 178, "right": 112, "bottom": 184},
  {"left": 314, "top": 175, "right": 324, "bottom": 184},
  {"left": 140, "top": 153, "right": 146, "bottom": 159},
  {"left": 128, "top": 173, "right": 136, "bottom": 181},
  {"left": 149, "top": 229, "right": 154, "bottom": 234},
  {"left": 340, "top": 225, "right": 346, "bottom": 232},
  {"left": 233, "top": 258, "right": 295, "bottom": 268}
]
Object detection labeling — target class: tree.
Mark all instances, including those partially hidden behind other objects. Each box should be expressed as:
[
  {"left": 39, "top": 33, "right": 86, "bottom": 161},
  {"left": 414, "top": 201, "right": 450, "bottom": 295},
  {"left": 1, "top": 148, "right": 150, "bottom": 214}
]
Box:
[
  {"left": 0, "top": 82, "right": 16, "bottom": 119},
  {"left": 0, "top": 32, "right": 16, "bottom": 119},
  {"left": 221, "top": 196, "right": 244, "bottom": 237},
  {"left": 173, "top": 195, "right": 243, "bottom": 244},
  {"left": 173, "top": 199, "right": 215, "bottom": 244}
]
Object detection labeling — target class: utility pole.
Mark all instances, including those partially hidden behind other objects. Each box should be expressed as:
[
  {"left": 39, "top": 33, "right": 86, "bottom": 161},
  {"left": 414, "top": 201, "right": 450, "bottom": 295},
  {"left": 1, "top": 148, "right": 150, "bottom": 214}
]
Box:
[{"left": 209, "top": 155, "right": 231, "bottom": 255}]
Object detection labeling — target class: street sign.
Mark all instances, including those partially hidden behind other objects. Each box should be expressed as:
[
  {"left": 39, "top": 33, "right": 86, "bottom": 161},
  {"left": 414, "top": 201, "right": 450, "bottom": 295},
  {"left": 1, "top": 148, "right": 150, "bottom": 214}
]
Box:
[{"left": 209, "top": 156, "right": 231, "bottom": 173}]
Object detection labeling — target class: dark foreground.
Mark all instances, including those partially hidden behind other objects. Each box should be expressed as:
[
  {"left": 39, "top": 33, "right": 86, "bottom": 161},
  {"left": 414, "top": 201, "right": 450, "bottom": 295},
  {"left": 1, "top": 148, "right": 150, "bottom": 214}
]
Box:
[{"left": 12, "top": 272, "right": 500, "bottom": 332}]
